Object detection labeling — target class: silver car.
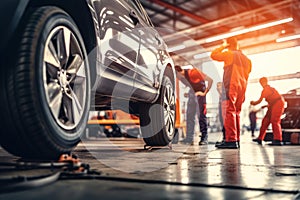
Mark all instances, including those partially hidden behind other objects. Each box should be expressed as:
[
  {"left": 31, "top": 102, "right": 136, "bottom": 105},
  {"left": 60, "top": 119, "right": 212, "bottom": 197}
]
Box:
[{"left": 0, "top": 0, "right": 176, "bottom": 159}]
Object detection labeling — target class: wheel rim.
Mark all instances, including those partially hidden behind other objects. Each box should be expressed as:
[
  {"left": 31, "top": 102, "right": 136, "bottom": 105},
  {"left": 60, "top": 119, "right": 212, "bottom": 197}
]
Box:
[
  {"left": 43, "top": 26, "right": 87, "bottom": 130},
  {"left": 163, "top": 83, "right": 176, "bottom": 137}
]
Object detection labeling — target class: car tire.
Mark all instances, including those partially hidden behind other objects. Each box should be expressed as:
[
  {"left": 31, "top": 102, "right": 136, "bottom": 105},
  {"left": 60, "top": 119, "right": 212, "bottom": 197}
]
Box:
[
  {"left": 0, "top": 6, "right": 90, "bottom": 159},
  {"left": 139, "top": 69, "right": 176, "bottom": 146}
]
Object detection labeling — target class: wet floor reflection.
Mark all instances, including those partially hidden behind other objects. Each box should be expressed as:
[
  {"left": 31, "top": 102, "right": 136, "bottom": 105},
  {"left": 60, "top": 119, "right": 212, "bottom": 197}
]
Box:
[
  {"left": 159, "top": 133, "right": 300, "bottom": 195},
  {"left": 0, "top": 132, "right": 299, "bottom": 199},
  {"left": 74, "top": 132, "right": 300, "bottom": 199}
]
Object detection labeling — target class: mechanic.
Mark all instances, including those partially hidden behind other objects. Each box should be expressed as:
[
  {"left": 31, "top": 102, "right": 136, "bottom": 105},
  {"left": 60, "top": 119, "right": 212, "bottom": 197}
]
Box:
[
  {"left": 248, "top": 105, "right": 261, "bottom": 137},
  {"left": 175, "top": 65, "right": 213, "bottom": 145},
  {"left": 210, "top": 37, "right": 252, "bottom": 149},
  {"left": 250, "top": 77, "right": 285, "bottom": 145}
]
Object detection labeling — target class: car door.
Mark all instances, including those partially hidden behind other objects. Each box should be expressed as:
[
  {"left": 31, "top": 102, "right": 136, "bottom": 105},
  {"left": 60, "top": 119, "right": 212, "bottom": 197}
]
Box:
[
  {"left": 128, "top": 0, "right": 163, "bottom": 102},
  {"left": 92, "top": 0, "right": 140, "bottom": 99}
]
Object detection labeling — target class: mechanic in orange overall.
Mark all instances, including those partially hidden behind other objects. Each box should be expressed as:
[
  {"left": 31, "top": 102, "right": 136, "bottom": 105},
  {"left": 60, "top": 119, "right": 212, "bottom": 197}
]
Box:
[
  {"left": 250, "top": 77, "right": 285, "bottom": 145},
  {"left": 211, "top": 37, "right": 252, "bottom": 149}
]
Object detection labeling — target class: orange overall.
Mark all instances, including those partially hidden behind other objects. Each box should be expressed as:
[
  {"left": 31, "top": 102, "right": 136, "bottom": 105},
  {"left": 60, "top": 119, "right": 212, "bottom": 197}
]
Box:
[
  {"left": 211, "top": 46, "right": 252, "bottom": 142},
  {"left": 257, "top": 85, "right": 285, "bottom": 141}
]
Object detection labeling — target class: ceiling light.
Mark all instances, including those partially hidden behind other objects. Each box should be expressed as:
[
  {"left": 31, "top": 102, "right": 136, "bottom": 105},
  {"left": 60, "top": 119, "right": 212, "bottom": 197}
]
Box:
[
  {"left": 276, "top": 33, "right": 300, "bottom": 42},
  {"left": 168, "top": 44, "right": 186, "bottom": 52},
  {"left": 181, "top": 65, "right": 193, "bottom": 69},
  {"left": 193, "top": 52, "right": 211, "bottom": 59},
  {"left": 205, "top": 17, "right": 293, "bottom": 43}
]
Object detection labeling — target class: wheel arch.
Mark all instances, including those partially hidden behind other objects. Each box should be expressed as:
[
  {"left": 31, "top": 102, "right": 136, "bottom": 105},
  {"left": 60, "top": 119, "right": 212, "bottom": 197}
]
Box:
[
  {"left": 164, "top": 63, "right": 176, "bottom": 84},
  {"left": 158, "top": 61, "right": 177, "bottom": 99}
]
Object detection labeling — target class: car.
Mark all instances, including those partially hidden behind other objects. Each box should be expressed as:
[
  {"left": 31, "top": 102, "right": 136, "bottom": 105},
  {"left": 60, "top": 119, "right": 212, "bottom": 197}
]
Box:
[
  {"left": 263, "top": 87, "right": 300, "bottom": 142},
  {"left": 0, "top": 0, "right": 176, "bottom": 159},
  {"left": 281, "top": 87, "right": 300, "bottom": 129}
]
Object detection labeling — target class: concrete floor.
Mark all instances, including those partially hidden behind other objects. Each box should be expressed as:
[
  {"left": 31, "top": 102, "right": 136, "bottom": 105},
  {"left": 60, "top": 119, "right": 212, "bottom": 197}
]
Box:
[{"left": 0, "top": 131, "right": 299, "bottom": 200}]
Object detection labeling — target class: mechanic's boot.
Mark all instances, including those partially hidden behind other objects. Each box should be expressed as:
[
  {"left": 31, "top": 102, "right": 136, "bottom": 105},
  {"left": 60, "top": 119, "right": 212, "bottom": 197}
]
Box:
[
  {"left": 199, "top": 140, "right": 208, "bottom": 145},
  {"left": 252, "top": 138, "right": 262, "bottom": 145},
  {"left": 269, "top": 140, "right": 283, "bottom": 146},
  {"left": 216, "top": 141, "right": 239, "bottom": 149}
]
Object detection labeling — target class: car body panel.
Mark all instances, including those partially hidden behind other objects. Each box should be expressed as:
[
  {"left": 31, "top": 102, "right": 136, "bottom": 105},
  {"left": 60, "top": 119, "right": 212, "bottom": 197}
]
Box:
[
  {"left": 0, "top": 0, "right": 30, "bottom": 54},
  {"left": 128, "top": 0, "right": 175, "bottom": 102},
  {"left": 90, "top": 0, "right": 137, "bottom": 100},
  {"left": 88, "top": 0, "right": 174, "bottom": 104},
  {"left": 281, "top": 88, "right": 300, "bottom": 129}
]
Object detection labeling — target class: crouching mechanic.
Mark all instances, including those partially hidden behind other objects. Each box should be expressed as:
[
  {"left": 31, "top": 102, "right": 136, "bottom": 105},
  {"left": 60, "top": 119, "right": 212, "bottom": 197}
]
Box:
[
  {"left": 250, "top": 77, "right": 285, "bottom": 145},
  {"left": 175, "top": 65, "right": 213, "bottom": 145}
]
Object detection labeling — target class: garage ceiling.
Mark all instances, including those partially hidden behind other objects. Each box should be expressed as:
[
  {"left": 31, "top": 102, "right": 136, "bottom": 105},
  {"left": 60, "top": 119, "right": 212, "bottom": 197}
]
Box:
[{"left": 141, "top": 0, "right": 300, "bottom": 66}]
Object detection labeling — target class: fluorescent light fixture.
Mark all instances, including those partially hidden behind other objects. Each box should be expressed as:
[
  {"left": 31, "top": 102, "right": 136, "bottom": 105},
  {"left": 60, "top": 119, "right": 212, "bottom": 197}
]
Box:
[
  {"left": 205, "top": 17, "right": 293, "bottom": 43},
  {"left": 193, "top": 52, "right": 211, "bottom": 59},
  {"left": 168, "top": 44, "right": 186, "bottom": 52},
  {"left": 276, "top": 33, "right": 300, "bottom": 42},
  {"left": 181, "top": 65, "right": 193, "bottom": 69}
]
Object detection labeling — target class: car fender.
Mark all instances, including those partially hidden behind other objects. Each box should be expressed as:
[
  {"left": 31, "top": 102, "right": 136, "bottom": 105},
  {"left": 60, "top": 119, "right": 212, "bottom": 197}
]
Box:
[
  {"left": 0, "top": 0, "right": 30, "bottom": 55},
  {"left": 156, "top": 54, "right": 176, "bottom": 101}
]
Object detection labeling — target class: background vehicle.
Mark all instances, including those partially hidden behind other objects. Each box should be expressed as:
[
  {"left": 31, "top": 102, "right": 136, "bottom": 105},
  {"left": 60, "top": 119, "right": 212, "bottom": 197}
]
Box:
[
  {"left": 0, "top": 0, "right": 176, "bottom": 159},
  {"left": 281, "top": 87, "right": 300, "bottom": 129}
]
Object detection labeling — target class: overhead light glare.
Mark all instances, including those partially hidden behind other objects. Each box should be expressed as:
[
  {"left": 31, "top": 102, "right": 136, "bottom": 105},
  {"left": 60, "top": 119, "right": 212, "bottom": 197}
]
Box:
[
  {"left": 181, "top": 65, "right": 193, "bottom": 70},
  {"left": 276, "top": 33, "right": 300, "bottom": 42},
  {"left": 193, "top": 52, "right": 211, "bottom": 59},
  {"left": 205, "top": 17, "right": 293, "bottom": 43},
  {"left": 168, "top": 44, "right": 186, "bottom": 52}
]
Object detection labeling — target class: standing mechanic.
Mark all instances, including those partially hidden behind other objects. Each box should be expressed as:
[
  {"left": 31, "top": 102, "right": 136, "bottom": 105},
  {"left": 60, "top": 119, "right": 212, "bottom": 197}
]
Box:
[
  {"left": 250, "top": 77, "right": 285, "bottom": 145},
  {"left": 175, "top": 65, "right": 213, "bottom": 145},
  {"left": 211, "top": 37, "right": 252, "bottom": 149}
]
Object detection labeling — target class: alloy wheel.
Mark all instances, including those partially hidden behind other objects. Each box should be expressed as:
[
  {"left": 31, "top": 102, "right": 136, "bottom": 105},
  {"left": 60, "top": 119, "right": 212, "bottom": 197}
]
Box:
[
  {"left": 43, "top": 26, "right": 88, "bottom": 130},
  {"left": 163, "top": 83, "right": 176, "bottom": 138}
]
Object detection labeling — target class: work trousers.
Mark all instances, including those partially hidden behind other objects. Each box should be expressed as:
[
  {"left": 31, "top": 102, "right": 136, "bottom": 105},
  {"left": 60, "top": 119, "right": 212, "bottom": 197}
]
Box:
[
  {"left": 186, "top": 90, "right": 208, "bottom": 142},
  {"left": 257, "top": 99, "right": 285, "bottom": 141},
  {"left": 222, "top": 85, "right": 246, "bottom": 142},
  {"left": 218, "top": 100, "right": 225, "bottom": 140}
]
